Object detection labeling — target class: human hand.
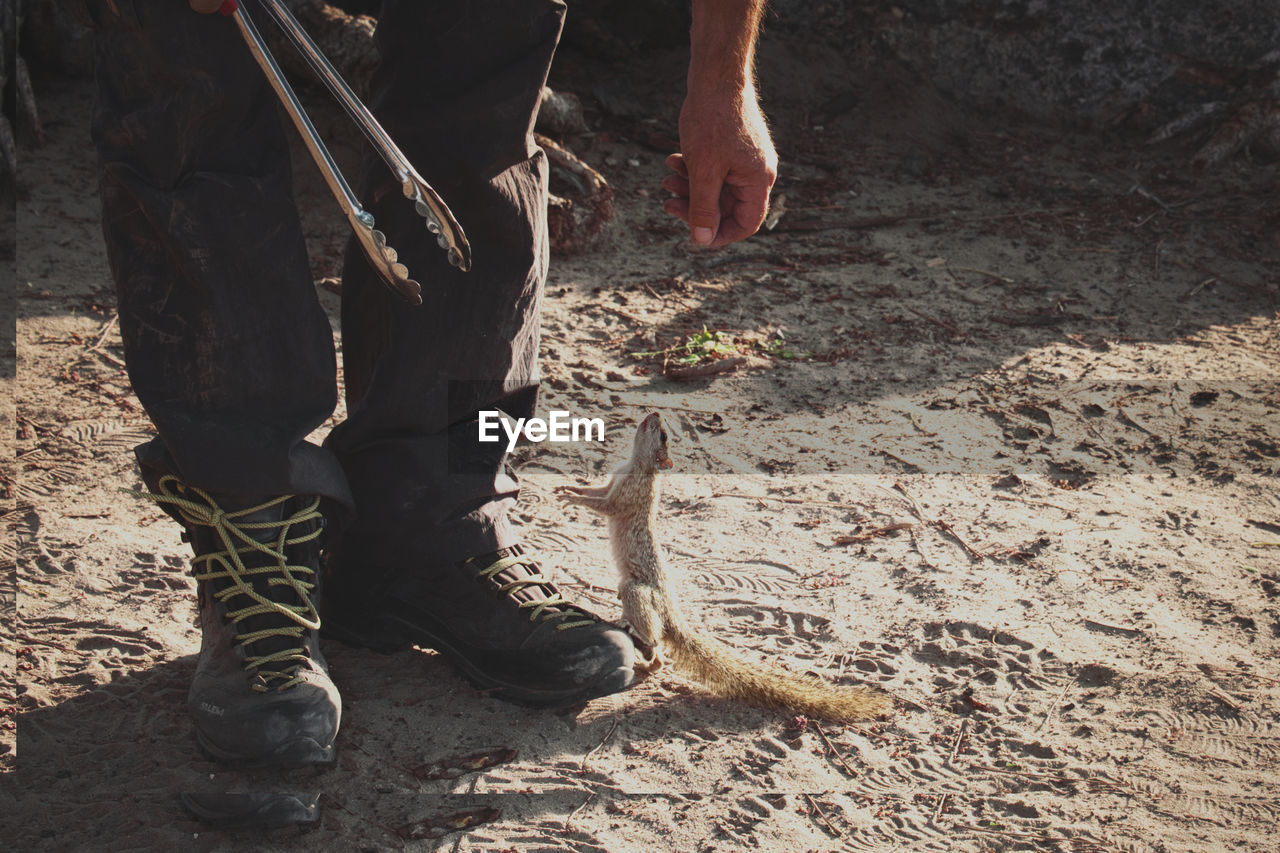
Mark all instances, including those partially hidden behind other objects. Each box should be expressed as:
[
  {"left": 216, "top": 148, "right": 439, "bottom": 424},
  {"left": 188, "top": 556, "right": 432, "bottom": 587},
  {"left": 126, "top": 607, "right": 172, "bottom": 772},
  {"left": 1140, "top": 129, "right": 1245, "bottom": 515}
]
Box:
[{"left": 661, "top": 87, "right": 777, "bottom": 247}]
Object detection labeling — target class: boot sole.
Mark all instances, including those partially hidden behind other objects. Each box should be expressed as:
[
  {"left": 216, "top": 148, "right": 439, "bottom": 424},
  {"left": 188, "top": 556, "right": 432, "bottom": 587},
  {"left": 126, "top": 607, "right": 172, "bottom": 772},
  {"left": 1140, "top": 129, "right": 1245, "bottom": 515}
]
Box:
[
  {"left": 195, "top": 730, "right": 336, "bottom": 770},
  {"left": 322, "top": 614, "right": 635, "bottom": 708},
  {"left": 181, "top": 791, "right": 322, "bottom": 829}
]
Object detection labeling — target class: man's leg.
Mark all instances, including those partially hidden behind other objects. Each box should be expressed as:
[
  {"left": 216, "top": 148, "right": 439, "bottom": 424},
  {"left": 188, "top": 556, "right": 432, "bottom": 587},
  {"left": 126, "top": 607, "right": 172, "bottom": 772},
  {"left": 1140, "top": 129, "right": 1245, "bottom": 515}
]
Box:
[
  {"left": 323, "top": 0, "right": 635, "bottom": 706},
  {"left": 91, "top": 0, "right": 344, "bottom": 766}
]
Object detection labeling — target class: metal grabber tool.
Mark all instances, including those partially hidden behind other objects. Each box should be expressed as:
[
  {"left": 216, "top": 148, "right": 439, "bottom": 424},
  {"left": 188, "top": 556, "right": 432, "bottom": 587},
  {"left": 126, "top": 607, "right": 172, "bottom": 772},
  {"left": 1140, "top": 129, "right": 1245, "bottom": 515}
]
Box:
[{"left": 228, "top": 0, "right": 471, "bottom": 305}]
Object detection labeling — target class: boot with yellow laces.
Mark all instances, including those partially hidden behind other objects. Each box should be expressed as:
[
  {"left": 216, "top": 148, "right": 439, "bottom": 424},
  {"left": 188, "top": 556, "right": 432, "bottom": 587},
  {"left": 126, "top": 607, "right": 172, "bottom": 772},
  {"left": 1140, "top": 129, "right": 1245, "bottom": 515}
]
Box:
[{"left": 142, "top": 477, "right": 341, "bottom": 768}]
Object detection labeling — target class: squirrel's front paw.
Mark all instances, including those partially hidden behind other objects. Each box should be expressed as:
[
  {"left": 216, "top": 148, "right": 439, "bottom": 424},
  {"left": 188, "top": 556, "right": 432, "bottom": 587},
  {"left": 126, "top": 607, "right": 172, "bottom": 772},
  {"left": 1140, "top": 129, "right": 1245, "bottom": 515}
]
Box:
[
  {"left": 635, "top": 647, "right": 664, "bottom": 675},
  {"left": 556, "top": 483, "right": 610, "bottom": 509},
  {"left": 620, "top": 621, "right": 663, "bottom": 675},
  {"left": 556, "top": 484, "right": 598, "bottom": 502}
]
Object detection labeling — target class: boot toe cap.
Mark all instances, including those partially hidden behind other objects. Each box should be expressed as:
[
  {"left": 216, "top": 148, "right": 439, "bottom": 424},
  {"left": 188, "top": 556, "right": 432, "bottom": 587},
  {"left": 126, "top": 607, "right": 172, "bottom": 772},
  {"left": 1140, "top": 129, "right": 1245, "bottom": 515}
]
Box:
[{"left": 189, "top": 677, "right": 341, "bottom": 768}]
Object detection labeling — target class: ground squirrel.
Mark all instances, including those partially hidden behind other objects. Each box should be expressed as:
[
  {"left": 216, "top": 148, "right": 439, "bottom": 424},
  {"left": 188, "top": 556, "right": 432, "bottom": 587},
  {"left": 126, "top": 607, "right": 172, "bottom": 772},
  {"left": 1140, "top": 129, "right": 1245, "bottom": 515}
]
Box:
[{"left": 556, "top": 412, "right": 889, "bottom": 723}]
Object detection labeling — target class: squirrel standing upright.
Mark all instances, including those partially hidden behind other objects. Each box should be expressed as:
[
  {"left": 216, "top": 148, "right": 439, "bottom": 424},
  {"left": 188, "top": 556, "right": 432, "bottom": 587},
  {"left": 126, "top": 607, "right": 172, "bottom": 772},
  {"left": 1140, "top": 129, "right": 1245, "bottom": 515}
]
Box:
[{"left": 556, "top": 412, "right": 888, "bottom": 724}]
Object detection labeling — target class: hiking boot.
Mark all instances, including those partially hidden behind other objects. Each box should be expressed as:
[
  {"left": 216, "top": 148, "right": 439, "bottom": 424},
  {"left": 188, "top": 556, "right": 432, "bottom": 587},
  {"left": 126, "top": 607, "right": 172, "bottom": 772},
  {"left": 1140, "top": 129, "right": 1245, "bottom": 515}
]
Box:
[
  {"left": 143, "top": 476, "right": 341, "bottom": 768},
  {"left": 322, "top": 543, "right": 635, "bottom": 707}
]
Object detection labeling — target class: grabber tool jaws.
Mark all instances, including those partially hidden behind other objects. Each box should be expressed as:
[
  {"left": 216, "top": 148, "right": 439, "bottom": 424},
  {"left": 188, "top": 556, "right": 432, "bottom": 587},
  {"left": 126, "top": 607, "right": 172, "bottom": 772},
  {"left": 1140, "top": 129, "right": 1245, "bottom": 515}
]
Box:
[{"left": 228, "top": 0, "right": 472, "bottom": 306}]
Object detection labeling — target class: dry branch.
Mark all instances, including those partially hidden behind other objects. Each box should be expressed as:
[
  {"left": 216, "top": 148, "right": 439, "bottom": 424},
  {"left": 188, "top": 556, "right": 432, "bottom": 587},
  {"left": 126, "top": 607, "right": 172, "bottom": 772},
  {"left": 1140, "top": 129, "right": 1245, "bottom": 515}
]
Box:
[
  {"left": 663, "top": 356, "right": 746, "bottom": 382},
  {"left": 536, "top": 132, "right": 616, "bottom": 254}
]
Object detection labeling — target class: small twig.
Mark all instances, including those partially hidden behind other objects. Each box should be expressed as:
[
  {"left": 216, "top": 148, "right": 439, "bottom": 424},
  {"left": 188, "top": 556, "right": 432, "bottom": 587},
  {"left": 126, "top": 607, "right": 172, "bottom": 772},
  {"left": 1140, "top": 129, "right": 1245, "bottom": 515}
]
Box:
[
  {"left": 885, "top": 689, "right": 930, "bottom": 713},
  {"left": 1115, "top": 407, "right": 1157, "bottom": 437},
  {"left": 710, "top": 492, "right": 872, "bottom": 514},
  {"left": 931, "top": 519, "right": 986, "bottom": 563},
  {"left": 883, "top": 485, "right": 988, "bottom": 568},
  {"left": 947, "top": 720, "right": 969, "bottom": 764},
  {"left": 803, "top": 794, "right": 843, "bottom": 838},
  {"left": 1037, "top": 678, "right": 1075, "bottom": 734},
  {"left": 907, "top": 412, "right": 935, "bottom": 436},
  {"left": 832, "top": 522, "right": 914, "bottom": 546},
  {"left": 580, "top": 718, "right": 620, "bottom": 772},
  {"left": 1126, "top": 183, "right": 1191, "bottom": 212},
  {"left": 564, "top": 790, "right": 598, "bottom": 830},
  {"left": 87, "top": 312, "right": 119, "bottom": 352},
  {"left": 1178, "top": 277, "right": 1217, "bottom": 302},
  {"left": 573, "top": 334, "right": 630, "bottom": 347},
  {"left": 80, "top": 313, "right": 128, "bottom": 369},
  {"left": 905, "top": 525, "right": 940, "bottom": 571},
  {"left": 991, "top": 494, "right": 1073, "bottom": 512},
  {"left": 813, "top": 723, "right": 859, "bottom": 778},
  {"left": 931, "top": 793, "right": 950, "bottom": 824},
  {"left": 1083, "top": 618, "right": 1144, "bottom": 636},
  {"left": 963, "top": 691, "right": 995, "bottom": 713},
  {"left": 325, "top": 794, "right": 365, "bottom": 825},
  {"left": 596, "top": 304, "right": 644, "bottom": 326},
  {"left": 886, "top": 482, "right": 924, "bottom": 520},
  {"left": 91, "top": 349, "right": 128, "bottom": 369},
  {"left": 877, "top": 449, "right": 925, "bottom": 472},
  {"left": 1207, "top": 688, "right": 1242, "bottom": 712},
  {"left": 903, "top": 305, "right": 967, "bottom": 339}
]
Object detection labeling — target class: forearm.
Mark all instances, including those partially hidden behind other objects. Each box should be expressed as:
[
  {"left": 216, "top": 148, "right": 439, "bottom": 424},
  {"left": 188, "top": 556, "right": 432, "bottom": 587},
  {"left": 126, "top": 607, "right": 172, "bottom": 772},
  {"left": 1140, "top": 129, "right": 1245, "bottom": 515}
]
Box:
[{"left": 687, "top": 0, "right": 767, "bottom": 97}]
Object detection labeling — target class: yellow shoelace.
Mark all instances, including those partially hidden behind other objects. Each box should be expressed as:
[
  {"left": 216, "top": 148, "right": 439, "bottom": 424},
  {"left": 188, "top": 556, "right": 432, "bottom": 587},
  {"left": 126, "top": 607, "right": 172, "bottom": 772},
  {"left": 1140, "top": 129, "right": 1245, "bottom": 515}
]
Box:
[
  {"left": 472, "top": 554, "right": 596, "bottom": 631},
  {"left": 129, "top": 475, "right": 324, "bottom": 691}
]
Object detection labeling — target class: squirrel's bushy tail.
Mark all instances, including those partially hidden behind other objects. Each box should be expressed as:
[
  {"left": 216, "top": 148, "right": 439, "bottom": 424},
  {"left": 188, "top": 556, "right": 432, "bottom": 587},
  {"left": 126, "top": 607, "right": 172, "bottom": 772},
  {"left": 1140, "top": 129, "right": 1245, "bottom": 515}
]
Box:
[{"left": 665, "top": 625, "right": 889, "bottom": 723}]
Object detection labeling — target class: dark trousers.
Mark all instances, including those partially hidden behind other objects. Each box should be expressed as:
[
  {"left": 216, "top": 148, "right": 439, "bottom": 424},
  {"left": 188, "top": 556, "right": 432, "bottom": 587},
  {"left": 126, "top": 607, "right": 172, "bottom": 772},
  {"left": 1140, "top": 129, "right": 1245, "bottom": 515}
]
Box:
[{"left": 89, "top": 0, "right": 565, "bottom": 568}]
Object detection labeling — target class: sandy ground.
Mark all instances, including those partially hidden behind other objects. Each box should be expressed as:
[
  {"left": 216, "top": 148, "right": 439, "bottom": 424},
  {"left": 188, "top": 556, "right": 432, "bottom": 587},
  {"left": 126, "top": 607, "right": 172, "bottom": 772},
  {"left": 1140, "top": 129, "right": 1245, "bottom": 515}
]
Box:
[{"left": 5, "top": 35, "right": 1280, "bottom": 852}]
